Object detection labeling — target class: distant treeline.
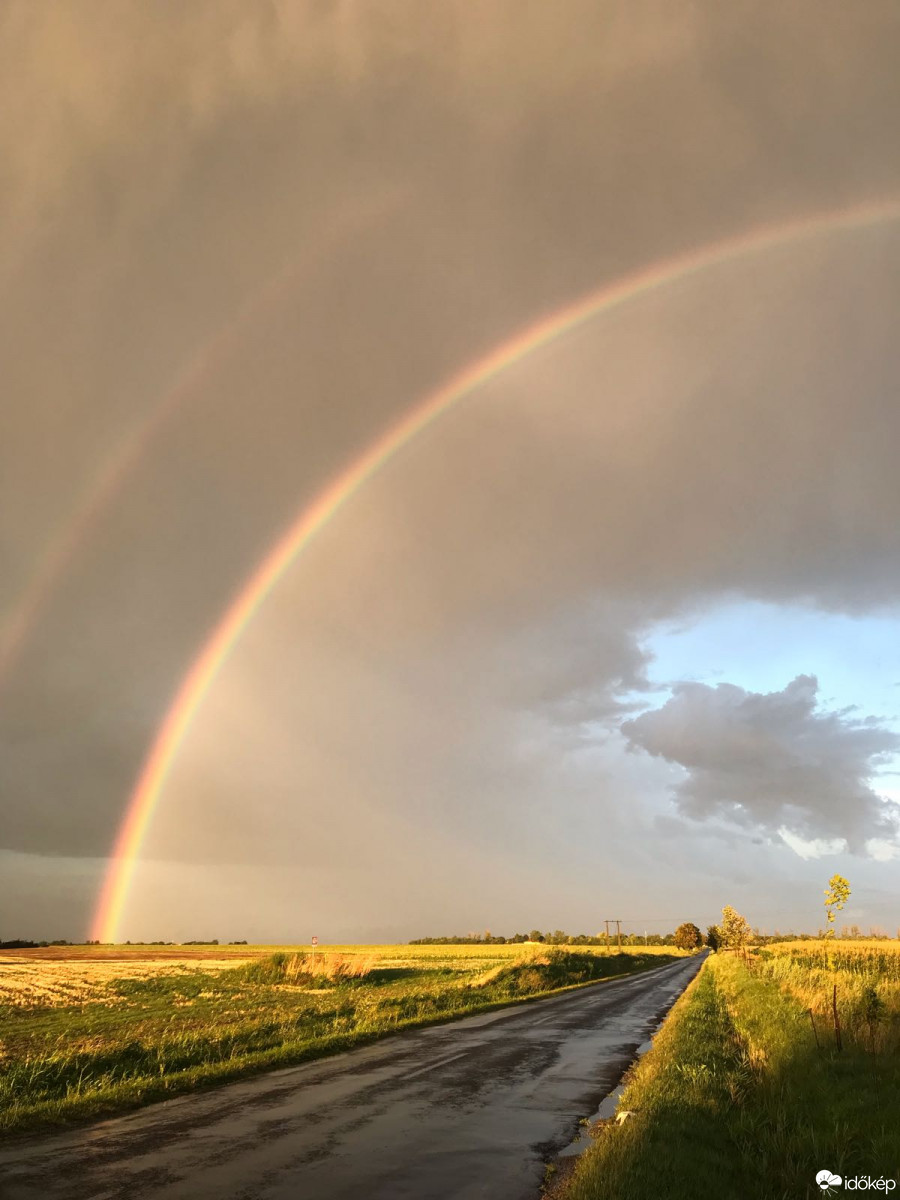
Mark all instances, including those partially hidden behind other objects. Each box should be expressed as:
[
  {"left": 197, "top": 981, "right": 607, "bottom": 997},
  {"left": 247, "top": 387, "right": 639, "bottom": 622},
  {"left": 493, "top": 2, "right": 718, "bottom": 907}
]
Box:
[
  {"left": 0, "top": 938, "right": 250, "bottom": 948},
  {"left": 754, "top": 928, "right": 900, "bottom": 943},
  {"left": 0, "top": 939, "right": 72, "bottom": 949},
  {"left": 117, "top": 940, "right": 250, "bottom": 946},
  {"left": 410, "top": 927, "right": 900, "bottom": 946},
  {"left": 410, "top": 931, "right": 679, "bottom": 946}
]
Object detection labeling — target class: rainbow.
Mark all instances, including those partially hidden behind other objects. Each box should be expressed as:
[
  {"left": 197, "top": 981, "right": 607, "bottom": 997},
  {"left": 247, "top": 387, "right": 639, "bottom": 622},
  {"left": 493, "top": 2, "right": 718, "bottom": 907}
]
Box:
[
  {"left": 0, "top": 265, "right": 297, "bottom": 693},
  {"left": 0, "top": 193, "right": 398, "bottom": 693},
  {"left": 91, "top": 197, "right": 900, "bottom": 942}
]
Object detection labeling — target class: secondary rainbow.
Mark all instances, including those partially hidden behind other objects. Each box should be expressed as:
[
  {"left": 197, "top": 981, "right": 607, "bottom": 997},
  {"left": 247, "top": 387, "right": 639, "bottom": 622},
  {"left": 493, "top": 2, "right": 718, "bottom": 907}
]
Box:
[
  {"left": 0, "top": 259, "right": 297, "bottom": 691},
  {"left": 91, "top": 197, "right": 900, "bottom": 942},
  {"left": 0, "top": 194, "right": 397, "bottom": 692}
]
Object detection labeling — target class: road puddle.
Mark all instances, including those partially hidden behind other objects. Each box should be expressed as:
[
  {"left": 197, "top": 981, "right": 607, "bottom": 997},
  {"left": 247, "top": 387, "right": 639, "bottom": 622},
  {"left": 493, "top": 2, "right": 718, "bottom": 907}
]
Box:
[{"left": 556, "top": 975, "right": 690, "bottom": 1160}]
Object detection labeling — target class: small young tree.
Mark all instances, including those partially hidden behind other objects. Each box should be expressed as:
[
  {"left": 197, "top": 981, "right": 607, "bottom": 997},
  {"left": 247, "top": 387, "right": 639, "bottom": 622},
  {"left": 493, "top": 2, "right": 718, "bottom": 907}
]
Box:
[
  {"left": 823, "top": 874, "right": 851, "bottom": 941},
  {"left": 706, "top": 924, "right": 722, "bottom": 952},
  {"left": 673, "top": 922, "right": 703, "bottom": 951},
  {"left": 720, "top": 905, "right": 751, "bottom": 951}
]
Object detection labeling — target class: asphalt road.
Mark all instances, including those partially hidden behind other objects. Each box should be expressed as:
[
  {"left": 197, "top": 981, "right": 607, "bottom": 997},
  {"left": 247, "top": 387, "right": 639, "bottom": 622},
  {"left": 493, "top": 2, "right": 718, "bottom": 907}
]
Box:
[{"left": 1, "top": 955, "right": 705, "bottom": 1200}]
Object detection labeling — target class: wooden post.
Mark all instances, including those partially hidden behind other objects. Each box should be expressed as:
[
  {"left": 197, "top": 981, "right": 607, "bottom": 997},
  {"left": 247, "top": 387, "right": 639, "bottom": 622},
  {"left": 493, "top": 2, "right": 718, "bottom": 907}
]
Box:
[
  {"left": 615, "top": 920, "right": 622, "bottom": 951},
  {"left": 604, "top": 920, "right": 610, "bottom": 954}
]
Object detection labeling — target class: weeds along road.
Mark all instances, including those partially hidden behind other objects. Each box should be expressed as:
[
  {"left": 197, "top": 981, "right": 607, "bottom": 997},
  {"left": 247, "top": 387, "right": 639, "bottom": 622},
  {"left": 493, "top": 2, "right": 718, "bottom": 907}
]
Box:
[{"left": 1, "top": 954, "right": 705, "bottom": 1200}]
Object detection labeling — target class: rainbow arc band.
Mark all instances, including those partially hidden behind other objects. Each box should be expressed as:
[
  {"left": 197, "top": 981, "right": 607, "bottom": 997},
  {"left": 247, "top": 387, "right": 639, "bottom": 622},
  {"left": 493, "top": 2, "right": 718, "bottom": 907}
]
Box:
[
  {"left": 0, "top": 192, "right": 399, "bottom": 692},
  {"left": 91, "top": 198, "right": 900, "bottom": 943}
]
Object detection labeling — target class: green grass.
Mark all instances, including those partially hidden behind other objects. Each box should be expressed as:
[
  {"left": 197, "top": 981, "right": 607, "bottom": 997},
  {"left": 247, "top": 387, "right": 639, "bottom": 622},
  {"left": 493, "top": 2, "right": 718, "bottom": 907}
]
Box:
[
  {"left": 562, "top": 954, "right": 900, "bottom": 1200},
  {"left": 0, "top": 945, "right": 680, "bottom": 1134}
]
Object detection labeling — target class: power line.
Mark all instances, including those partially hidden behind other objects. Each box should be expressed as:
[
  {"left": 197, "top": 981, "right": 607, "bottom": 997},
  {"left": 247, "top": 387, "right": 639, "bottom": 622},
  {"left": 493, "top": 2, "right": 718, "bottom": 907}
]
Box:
[{"left": 613, "top": 910, "right": 821, "bottom": 923}]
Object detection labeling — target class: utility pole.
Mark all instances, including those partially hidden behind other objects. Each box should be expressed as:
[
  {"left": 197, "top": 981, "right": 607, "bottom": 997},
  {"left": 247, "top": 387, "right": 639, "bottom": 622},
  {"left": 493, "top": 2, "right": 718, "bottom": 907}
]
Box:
[
  {"left": 604, "top": 920, "right": 610, "bottom": 954},
  {"left": 615, "top": 920, "right": 622, "bottom": 951}
]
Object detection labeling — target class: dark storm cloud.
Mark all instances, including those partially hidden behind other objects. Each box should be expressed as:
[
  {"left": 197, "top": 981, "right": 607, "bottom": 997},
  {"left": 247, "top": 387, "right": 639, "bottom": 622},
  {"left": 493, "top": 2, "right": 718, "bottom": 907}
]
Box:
[
  {"left": 621, "top": 676, "right": 900, "bottom": 850},
  {"left": 2, "top": 2, "right": 900, "bottom": 935}
]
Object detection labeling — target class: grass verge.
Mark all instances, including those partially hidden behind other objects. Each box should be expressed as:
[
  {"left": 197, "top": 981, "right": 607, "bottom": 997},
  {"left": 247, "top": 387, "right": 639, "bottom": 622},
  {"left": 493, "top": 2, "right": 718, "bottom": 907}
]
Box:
[{"left": 561, "top": 954, "right": 900, "bottom": 1200}]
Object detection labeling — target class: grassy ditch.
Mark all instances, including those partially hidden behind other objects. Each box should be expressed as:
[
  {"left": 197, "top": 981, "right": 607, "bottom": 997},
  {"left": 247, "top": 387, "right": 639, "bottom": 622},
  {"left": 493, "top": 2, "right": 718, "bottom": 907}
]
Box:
[
  {"left": 0, "top": 947, "right": 675, "bottom": 1134},
  {"left": 561, "top": 953, "right": 900, "bottom": 1200}
]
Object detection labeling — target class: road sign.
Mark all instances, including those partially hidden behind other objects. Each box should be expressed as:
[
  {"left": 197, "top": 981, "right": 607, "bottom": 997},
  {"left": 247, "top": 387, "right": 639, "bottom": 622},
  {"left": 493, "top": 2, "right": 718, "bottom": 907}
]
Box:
[{"left": 311, "top": 936, "right": 318, "bottom": 946}]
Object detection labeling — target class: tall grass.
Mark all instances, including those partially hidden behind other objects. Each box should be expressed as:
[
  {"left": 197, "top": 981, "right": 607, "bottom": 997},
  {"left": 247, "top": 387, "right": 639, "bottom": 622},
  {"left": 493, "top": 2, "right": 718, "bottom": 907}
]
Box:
[
  {"left": 758, "top": 942, "right": 900, "bottom": 1054},
  {"left": 238, "top": 951, "right": 381, "bottom": 986},
  {"left": 562, "top": 953, "right": 900, "bottom": 1200}
]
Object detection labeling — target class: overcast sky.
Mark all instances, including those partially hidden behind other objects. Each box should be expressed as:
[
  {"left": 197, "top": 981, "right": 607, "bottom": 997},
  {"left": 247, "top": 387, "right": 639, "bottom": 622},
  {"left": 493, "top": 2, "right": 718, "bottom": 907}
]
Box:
[{"left": 3, "top": 1, "right": 900, "bottom": 943}]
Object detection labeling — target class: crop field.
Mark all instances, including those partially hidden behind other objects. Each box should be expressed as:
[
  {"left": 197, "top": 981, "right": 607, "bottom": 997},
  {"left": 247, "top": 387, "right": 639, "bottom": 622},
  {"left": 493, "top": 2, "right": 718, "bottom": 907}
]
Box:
[
  {"left": 0, "top": 942, "right": 681, "bottom": 1009},
  {"left": 758, "top": 941, "right": 900, "bottom": 1055},
  {"left": 560, "top": 941, "right": 900, "bottom": 1200},
  {"left": 0, "top": 942, "right": 683, "bottom": 1133}
]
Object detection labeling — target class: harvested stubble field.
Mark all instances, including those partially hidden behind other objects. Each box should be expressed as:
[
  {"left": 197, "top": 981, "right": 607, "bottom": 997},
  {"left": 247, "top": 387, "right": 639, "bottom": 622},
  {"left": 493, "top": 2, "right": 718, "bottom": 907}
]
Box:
[
  {"left": 0, "top": 942, "right": 685, "bottom": 1133},
  {"left": 0, "top": 955, "right": 254, "bottom": 1009}
]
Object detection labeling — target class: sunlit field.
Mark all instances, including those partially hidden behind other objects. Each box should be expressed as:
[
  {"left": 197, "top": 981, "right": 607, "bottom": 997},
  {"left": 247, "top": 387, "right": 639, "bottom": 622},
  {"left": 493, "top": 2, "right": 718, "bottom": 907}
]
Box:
[
  {"left": 0, "top": 942, "right": 684, "bottom": 1007},
  {"left": 560, "top": 942, "right": 900, "bottom": 1200},
  {"left": 758, "top": 939, "right": 900, "bottom": 1054},
  {"left": 0, "top": 943, "right": 687, "bottom": 1132}
]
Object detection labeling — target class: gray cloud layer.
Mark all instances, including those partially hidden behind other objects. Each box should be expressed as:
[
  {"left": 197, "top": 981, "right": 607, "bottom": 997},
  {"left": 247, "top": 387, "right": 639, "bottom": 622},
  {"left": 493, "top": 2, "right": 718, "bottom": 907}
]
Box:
[{"left": 3, "top": 2, "right": 900, "bottom": 937}]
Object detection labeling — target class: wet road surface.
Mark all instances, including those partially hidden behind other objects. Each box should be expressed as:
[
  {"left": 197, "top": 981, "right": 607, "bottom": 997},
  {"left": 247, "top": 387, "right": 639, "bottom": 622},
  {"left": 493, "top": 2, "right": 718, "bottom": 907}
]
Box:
[{"left": 1, "top": 955, "right": 705, "bottom": 1200}]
